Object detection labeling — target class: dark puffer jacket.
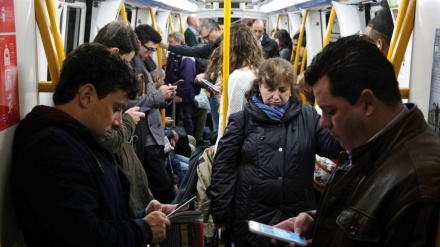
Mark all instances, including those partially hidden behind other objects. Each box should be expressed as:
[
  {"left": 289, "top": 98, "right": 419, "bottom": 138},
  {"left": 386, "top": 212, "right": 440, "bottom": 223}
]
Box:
[{"left": 209, "top": 99, "right": 342, "bottom": 246}]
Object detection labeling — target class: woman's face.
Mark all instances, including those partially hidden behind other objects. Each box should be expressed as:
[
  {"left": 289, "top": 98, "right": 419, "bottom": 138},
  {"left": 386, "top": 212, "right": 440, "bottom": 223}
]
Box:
[{"left": 259, "top": 81, "right": 291, "bottom": 107}]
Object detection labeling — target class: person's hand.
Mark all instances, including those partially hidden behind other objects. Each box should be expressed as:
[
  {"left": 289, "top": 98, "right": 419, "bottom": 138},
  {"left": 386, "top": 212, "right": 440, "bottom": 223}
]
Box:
[
  {"left": 165, "top": 117, "right": 173, "bottom": 126},
  {"left": 124, "top": 106, "right": 145, "bottom": 124},
  {"left": 194, "top": 73, "right": 205, "bottom": 84},
  {"left": 271, "top": 213, "right": 314, "bottom": 246},
  {"left": 172, "top": 130, "right": 179, "bottom": 143},
  {"left": 175, "top": 96, "right": 183, "bottom": 103},
  {"left": 159, "top": 41, "right": 169, "bottom": 49},
  {"left": 143, "top": 211, "right": 170, "bottom": 243},
  {"left": 159, "top": 84, "right": 176, "bottom": 100}
]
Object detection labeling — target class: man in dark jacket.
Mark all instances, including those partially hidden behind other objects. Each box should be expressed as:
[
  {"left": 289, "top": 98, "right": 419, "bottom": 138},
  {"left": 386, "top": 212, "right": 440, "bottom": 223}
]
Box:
[
  {"left": 184, "top": 14, "right": 199, "bottom": 47},
  {"left": 165, "top": 31, "right": 196, "bottom": 136},
  {"left": 159, "top": 18, "right": 222, "bottom": 60},
  {"left": 11, "top": 43, "right": 171, "bottom": 246},
  {"left": 275, "top": 35, "right": 440, "bottom": 247},
  {"left": 251, "top": 19, "right": 279, "bottom": 59}
]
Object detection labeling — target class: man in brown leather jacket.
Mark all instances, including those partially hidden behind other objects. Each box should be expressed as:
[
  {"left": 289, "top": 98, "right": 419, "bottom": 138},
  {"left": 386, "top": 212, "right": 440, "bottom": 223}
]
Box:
[{"left": 274, "top": 35, "right": 440, "bottom": 247}]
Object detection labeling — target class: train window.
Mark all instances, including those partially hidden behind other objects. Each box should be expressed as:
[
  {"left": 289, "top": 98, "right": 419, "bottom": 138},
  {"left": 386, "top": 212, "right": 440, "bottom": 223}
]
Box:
[
  {"left": 62, "top": 7, "right": 82, "bottom": 54},
  {"left": 219, "top": 2, "right": 241, "bottom": 9}
]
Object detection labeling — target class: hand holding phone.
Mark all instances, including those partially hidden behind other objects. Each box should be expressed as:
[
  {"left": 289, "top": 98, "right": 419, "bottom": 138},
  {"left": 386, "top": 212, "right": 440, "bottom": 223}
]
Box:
[
  {"left": 201, "top": 79, "right": 220, "bottom": 93},
  {"left": 248, "top": 220, "right": 307, "bottom": 246},
  {"left": 167, "top": 196, "right": 196, "bottom": 218},
  {"left": 174, "top": 79, "right": 185, "bottom": 86}
]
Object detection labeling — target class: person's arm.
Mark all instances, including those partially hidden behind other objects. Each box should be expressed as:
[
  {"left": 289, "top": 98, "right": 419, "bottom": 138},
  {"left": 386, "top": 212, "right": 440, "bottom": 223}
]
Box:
[
  {"left": 168, "top": 44, "right": 212, "bottom": 59},
  {"left": 208, "top": 112, "right": 246, "bottom": 224}
]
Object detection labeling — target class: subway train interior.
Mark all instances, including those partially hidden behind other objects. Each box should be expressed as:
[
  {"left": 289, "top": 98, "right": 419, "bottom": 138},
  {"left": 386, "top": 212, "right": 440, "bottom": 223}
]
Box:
[{"left": 1, "top": 0, "right": 440, "bottom": 245}]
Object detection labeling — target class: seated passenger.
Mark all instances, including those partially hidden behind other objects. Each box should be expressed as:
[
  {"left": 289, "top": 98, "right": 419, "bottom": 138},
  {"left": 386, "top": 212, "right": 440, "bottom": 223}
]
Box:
[
  {"left": 208, "top": 58, "right": 342, "bottom": 247},
  {"left": 11, "top": 43, "right": 173, "bottom": 246}
]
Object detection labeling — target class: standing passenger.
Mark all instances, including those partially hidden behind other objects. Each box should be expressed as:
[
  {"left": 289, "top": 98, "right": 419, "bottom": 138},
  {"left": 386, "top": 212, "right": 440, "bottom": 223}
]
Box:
[
  {"left": 135, "top": 24, "right": 177, "bottom": 204},
  {"left": 185, "top": 14, "right": 200, "bottom": 47},
  {"left": 274, "top": 35, "right": 440, "bottom": 247},
  {"left": 11, "top": 43, "right": 171, "bottom": 246},
  {"left": 93, "top": 21, "right": 154, "bottom": 211},
  {"left": 209, "top": 58, "right": 341, "bottom": 246},
  {"left": 251, "top": 19, "right": 279, "bottom": 59},
  {"left": 273, "top": 29, "right": 293, "bottom": 61},
  {"left": 204, "top": 24, "right": 264, "bottom": 142},
  {"left": 364, "top": 0, "right": 394, "bottom": 56}
]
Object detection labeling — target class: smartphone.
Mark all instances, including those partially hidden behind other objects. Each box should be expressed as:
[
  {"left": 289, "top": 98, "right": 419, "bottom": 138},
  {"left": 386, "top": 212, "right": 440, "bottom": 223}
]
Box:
[
  {"left": 167, "top": 195, "right": 196, "bottom": 218},
  {"left": 248, "top": 220, "right": 307, "bottom": 247},
  {"left": 174, "top": 79, "right": 185, "bottom": 86},
  {"left": 200, "top": 79, "right": 220, "bottom": 93}
]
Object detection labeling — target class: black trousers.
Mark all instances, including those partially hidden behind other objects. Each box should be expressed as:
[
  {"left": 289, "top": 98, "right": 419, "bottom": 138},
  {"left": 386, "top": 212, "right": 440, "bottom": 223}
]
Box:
[{"left": 143, "top": 145, "right": 174, "bottom": 204}]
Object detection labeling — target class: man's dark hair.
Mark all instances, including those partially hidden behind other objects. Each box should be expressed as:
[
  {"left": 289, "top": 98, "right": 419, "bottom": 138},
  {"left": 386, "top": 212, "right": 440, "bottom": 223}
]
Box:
[
  {"left": 293, "top": 32, "right": 307, "bottom": 47},
  {"left": 135, "top": 24, "right": 162, "bottom": 44},
  {"left": 53, "top": 43, "right": 138, "bottom": 105},
  {"left": 305, "top": 35, "right": 401, "bottom": 107},
  {"left": 367, "top": 8, "right": 394, "bottom": 44},
  {"left": 93, "top": 21, "right": 140, "bottom": 55}
]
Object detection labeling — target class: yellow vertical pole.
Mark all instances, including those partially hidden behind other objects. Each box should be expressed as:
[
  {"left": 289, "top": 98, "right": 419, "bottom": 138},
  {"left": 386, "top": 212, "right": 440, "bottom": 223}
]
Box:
[
  {"left": 300, "top": 47, "right": 307, "bottom": 73},
  {"left": 148, "top": 7, "right": 166, "bottom": 126},
  {"left": 221, "top": 0, "right": 231, "bottom": 135},
  {"left": 119, "top": 3, "right": 128, "bottom": 24},
  {"left": 323, "top": 7, "right": 336, "bottom": 47},
  {"left": 177, "top": 13, "right": 185, "bottom": 37},
  {"left": 387, "top": 0, "right": 409, "bottom": 60},
  {"left": 274, "top": 14, "right": 280, "bottom": 35},
  {"left": 293, "top": 9, "right": 308, "bottom": 74},
  {"left": 390, "top": 0, "right": 415, "bottom": 77},
  {"left": 45, "top": 0, "right": 65, "bottom": 67},
  {"left": 168, "top": 14, "right": 174, "bottom": 32}
]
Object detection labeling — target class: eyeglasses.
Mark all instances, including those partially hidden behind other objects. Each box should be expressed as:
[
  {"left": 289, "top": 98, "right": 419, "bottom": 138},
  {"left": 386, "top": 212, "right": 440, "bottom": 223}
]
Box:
[
  {"left": 142, "top": 44, "right": 157, "bottom": 53},
  {"left": 201, "top": 29, "right": 213, "bottom": 40}
]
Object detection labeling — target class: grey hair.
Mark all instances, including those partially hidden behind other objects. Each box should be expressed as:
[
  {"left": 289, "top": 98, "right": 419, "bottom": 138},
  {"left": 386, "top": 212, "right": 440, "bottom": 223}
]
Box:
[
  {"left": 197, "top": 19, "right": 219, "bottom": 34},
  {"left": 168, "top": 31, "right": 185, "bottom": 43}
]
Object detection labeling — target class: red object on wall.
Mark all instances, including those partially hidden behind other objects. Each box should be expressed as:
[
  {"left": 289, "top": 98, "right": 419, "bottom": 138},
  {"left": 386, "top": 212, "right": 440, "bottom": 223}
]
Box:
[{"left": 0, "top": 0, "right": 19, "bottom": 131}]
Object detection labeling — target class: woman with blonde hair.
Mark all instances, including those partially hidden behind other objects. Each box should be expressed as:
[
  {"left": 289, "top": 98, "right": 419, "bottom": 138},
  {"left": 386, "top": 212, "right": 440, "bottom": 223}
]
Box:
[
  {"left": 209, "top": 58, "right": 341, "bottom": 246},
  {"left": 204, "top": 23, "right": 264, "bottom": 141}
]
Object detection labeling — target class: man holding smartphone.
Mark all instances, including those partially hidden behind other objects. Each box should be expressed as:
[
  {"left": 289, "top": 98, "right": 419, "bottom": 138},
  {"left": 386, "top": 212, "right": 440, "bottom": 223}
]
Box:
[{"left": 274, "top": 35, "right": 440, "bottom": 247}]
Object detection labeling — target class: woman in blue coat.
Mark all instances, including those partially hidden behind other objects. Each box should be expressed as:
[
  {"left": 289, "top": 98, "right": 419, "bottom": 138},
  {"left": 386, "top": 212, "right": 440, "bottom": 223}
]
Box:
[{"left": 208, "top": 58, "right": 342, "bottom": 246}]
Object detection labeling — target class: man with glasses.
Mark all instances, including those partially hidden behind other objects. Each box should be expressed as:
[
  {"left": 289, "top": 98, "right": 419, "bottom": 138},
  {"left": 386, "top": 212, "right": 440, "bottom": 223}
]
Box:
[
  {"left": 135, "top": 24, "right": 177, "bottom": 204},
  {"left": 159, "top": 19, "right": 222, "bottom": 60}
]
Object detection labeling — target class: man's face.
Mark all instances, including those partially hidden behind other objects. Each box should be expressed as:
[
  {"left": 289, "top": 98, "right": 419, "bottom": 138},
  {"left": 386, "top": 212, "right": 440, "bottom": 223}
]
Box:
[
  {"left": 313, "top": 75, "right": 368, "bottom": 150},
  {"left": 252, "top": 23, "right": 265, "bottom": 40},
  {"left": 168, "top": 37, "right": 181, "bottom": 46},
  {"left": 89, "top": 89, "right": 128, "bottom": 138},
  {"left": 139, "top": 41, "right": 157, "bottom": 60},
  {"left": 199, "top": 27, "right": 219, "bottom": 44}
]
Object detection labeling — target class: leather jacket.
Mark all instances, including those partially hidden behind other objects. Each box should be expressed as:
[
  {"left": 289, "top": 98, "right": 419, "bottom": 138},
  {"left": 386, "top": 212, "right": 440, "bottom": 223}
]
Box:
[{"left": 311, "top": 103, "right": 440, "bottom": 247}]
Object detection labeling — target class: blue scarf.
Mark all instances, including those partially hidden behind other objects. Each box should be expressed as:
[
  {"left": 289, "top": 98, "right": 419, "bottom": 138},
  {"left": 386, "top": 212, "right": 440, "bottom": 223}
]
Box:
[{"left": 252, "top": 94, "right": 290, "bottom": 121}]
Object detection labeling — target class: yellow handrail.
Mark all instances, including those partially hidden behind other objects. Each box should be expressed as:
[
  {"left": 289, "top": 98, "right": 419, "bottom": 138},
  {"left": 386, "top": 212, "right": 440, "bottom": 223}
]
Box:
[
  {"left": 387, "top": 0, "right": 409, "bottom": 60},
  {"left": 293, "top": 9, "right": 308, "bottom": 74},
  {"left": 148, "top": 8, "right": 166, "bottom": 126},
  {"left": 119, "top": 3, "right": 128, "bottom": 24},
  {"left": 390, "top": 0, "right": 415, "bottom": 77},
  {"left": 177, "top": 13, "right": 184, "bottom": 37},
  {"left": 45, "top": 0, "right": 65, "bottom": 68},
  {"left": 274, "top": 14, "right": 280, "bottom": 35},
  {"left": 35, "top": 0, "right": 60, "bottom": 92},
  {"left": 221, "top": 0, "right": 231, "bottom": 135},
  {"left": 323, "top": 7, "right": 336, "bottom": 47},
  {"left": 168, "top": 14, "right": 174, "bottom": 32},
  {"left": 300, "top": 47, "right": 307, "bottom": 73}
]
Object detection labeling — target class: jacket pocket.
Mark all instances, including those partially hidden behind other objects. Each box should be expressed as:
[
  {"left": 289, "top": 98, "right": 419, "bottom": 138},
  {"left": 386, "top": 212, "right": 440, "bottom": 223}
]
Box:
[{"left": 336, "top": 208, "right": 381, "bottom": 243}]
